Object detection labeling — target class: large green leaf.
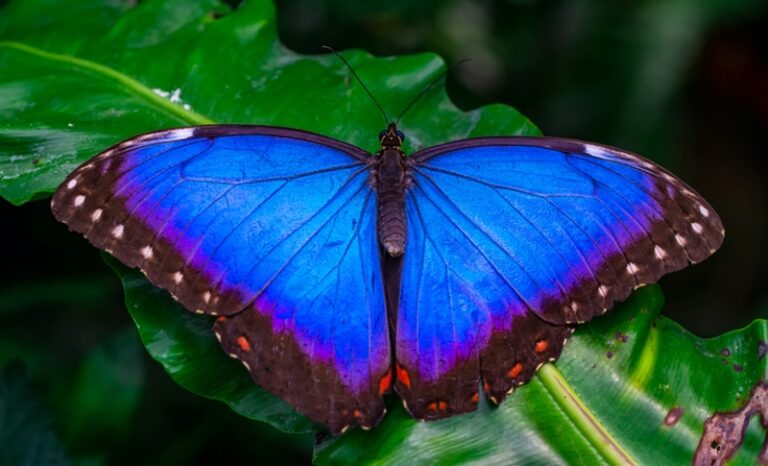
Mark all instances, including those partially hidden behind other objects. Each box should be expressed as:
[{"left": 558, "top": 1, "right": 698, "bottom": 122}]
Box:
[
  {"left": 0, "top": 0, "right": 535, "bottom": 205},
  {"left": 2, "top": 0, "right": 766, "bottom": 464}
]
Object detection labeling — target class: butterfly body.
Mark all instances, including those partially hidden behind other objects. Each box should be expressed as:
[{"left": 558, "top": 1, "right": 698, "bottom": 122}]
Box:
[
  {"left": 52, "top": 124, "right": 723, "bottom": 433},
  {"left": 375, "top": 123, "right": 408, "bottom": 257}
]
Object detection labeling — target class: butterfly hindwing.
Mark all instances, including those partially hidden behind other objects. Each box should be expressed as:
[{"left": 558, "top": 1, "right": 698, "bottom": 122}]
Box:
[
  {"left": 394, "top": 137, "right": 723, "bottom": 417},
  {"left": 51, "top": 126, "right": 391, "bottom": 432}
]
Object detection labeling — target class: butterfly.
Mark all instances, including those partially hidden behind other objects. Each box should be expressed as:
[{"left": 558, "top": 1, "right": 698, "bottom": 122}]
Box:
[{"left": 50, "top": 119, "right": 723, "bottom": 433}]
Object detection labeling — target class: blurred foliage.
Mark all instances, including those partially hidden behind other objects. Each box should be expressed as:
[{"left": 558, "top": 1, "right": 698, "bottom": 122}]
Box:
[
  {"left": 0, "top": 364, "right": 69, "bottom": 466},
  {"left": 0, "top": 0, "right": 767, "bottom": 465},
  {"left": 278, "top": 0, "right": 762, "bottom": 156}
]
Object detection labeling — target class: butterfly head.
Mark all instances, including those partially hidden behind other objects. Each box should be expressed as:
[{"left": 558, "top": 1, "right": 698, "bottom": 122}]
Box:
[{"left": 379, "top": 123, "right": 405, "bottom": 150}]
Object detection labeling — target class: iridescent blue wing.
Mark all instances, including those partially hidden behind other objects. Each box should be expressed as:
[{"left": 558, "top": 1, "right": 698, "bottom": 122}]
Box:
[
  {"left": 51, "top": 126, "right": 390, "bottom": 432},
  {"left": 395, "top": 137, "right": 724, "bottom": 419}
]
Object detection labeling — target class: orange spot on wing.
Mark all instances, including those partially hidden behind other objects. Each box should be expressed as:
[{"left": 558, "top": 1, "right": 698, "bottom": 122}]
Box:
[
  {"left": 483, "top": 380, "right": 490, "bottom": 394},
  {"left": 378, "top": 369, "right": 393, "bottom": 395},
  {"left": 216, "top": 316, "right": 227, "bottom": 322},
  {"left": 236, "top": 336, "right": 251, "bottom": 352},
  {"left": 534, "top": 339, "right": 549, "bottom": 353},
  {"left": 508, "top": 362, "right": 523, "bottom": 378},
  {"left": 353, "top": 409, "right": 363, "bottom": 419},
  {"left": 396, "top": 363, "right": 411, "bottom": 389},
  {"left": 426, "top": 400, "right": 448, "bottom": 413},
  {"left": 470, "top": 392, "right": 479, "bottom": 404}
]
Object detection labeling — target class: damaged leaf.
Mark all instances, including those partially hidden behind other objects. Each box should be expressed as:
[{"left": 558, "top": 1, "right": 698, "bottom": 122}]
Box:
[{"left": 695, "top": 383, "right": 768, "bottom": 466}]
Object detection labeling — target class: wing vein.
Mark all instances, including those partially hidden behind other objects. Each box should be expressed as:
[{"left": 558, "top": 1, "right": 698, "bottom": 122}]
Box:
[{"left": 410, "top": 178, "right": 537, "bottom": 312}]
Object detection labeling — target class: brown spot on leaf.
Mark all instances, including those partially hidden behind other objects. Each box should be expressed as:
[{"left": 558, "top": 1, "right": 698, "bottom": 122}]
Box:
[
  {"left": 759, "top": 341, "right": 768, "bottom": 359},
  {"left": 606, "top": 351, "right": 614, "bottom": 359},
  {"left": 614, "top": 332, "right": 628, "bottom": 343},
  {"left": 664, "top": 407, "right": 684, "bottom": 426},
  {"left": 694, "top": 382, "right": 768, "bottom": 465},
  {"left": 720, "top": 348, "right": 731, "bottom": 357},
  {"left": 733, "top": 364, "right": 743, "bottom": 373}
]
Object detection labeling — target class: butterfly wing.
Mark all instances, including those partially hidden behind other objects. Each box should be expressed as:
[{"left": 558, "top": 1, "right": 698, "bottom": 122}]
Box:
[
  {"left": 395, "top": 137, "right": 724, "bottom": 418},
  {"left": 51, "top": 126, "right": 390, "bottom": 432}
]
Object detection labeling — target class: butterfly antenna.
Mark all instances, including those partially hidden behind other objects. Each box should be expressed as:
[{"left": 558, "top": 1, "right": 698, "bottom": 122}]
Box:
[
  {"left": 322, "top": 45, "right": 391, "bottom": 127},
  {"left": 394, "top": 58, "right": 471, "bottom": 125}
]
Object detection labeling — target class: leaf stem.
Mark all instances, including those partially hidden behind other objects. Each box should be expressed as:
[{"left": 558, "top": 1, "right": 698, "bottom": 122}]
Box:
[
  {"left": 0, "top": 41, "right": 214, "bottom": 125},
  {"left": 537, "top": 363, "right": 637, "bottom": 466}
]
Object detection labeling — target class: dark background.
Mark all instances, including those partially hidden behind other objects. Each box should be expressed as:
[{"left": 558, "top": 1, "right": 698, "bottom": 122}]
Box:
[{"left": 1, "top": 1, "right": 766, "bottom": 464}]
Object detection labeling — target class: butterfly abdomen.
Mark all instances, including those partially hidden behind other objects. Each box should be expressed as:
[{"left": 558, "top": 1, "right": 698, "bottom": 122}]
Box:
[{"left": 376, "top": 147, "right": 407, "bottom": 257}]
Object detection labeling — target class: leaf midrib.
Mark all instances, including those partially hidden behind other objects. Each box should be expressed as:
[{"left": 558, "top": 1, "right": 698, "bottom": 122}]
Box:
[
  {"left": 537, "top": 364, "right": 637, "bottom": 465},
  {"left": 0, "top": 40, "right": 214, "bottom": 126}
]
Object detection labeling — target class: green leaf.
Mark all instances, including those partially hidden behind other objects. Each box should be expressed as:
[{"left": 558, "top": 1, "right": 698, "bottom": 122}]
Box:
[
  {"left": 0, "top": 364, "right": 71, "bottom": 466},
  {"left": 315, "top": 287, "right": 768, "bottom": 465},
  {"left": 0, "top": 0, "right": 535, "bottom": 206}
]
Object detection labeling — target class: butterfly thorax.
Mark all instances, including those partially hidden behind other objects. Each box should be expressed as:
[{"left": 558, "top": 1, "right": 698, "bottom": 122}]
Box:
[{"left": 375, "top": 124, "right": 407, "bottom": 257}]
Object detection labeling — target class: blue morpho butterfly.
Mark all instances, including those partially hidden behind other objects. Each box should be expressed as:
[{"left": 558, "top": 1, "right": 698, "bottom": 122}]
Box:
[{"left": 51, "top": 51, "right": 724, "bottom": 434}]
